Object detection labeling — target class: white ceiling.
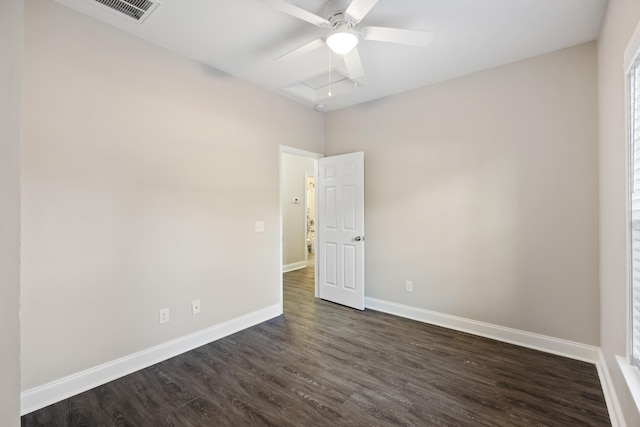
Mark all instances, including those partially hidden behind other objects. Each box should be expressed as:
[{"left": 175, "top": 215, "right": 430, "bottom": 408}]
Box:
[{"left": 53, "top": 0, "right": 608, "bottom": 111}]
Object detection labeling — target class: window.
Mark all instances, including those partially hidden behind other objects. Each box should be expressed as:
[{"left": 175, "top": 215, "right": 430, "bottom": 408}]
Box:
[
  {"left": 630, "top": 55, "right": 640, "bottom": 367},
  {"left": 620, "top": 19, "right": 640, "bottom": 415}
]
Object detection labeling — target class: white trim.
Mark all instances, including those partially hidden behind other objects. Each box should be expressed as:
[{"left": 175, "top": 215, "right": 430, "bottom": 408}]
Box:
[
  {"left": 618, "top": 355, "right": 640, "bottom": 415},
  {"left": 367, "top": 299, "right": 621, "bottom": 426},
  {"left": 625, "top": 15, "right": 640, "bottom": 374},
  {"left": 313, "top": 160, "right": 319, "bottom": 298},
  {"left": 365, "top": 297, "right": 599, "bottom": 363},
  {"left": 304, "top": 173, "right": 315, "bottom": 266},
  {"left": 279, "top": 146, "right": 323, "bottom": 159},
  {"left": 625, "top": 31, "right": 636, "bottom": 369},
  {"left": 282, "top": 261, "right": 308, "bottom": 273},
  {"left": 624, "top": 17, "right": 640, "bottom": 72},
  {"left": 597, "top": 352, "right": 626, "bottom": 427},
  {"left": 20, "top": 304, "right": 281, "bottom": 416}
]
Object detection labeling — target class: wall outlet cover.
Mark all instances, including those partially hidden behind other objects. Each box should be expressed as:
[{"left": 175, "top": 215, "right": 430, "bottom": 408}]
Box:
[
  {"left": 159, "top": 308, "right": 170, "bottom": 324},
  {"left": 192, "top": 300, "right": 201, "bottom": 315}
]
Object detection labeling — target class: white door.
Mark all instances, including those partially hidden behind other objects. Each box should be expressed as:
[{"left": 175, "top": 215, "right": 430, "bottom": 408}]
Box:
[{"left": 317, "top": 152, "right": 365, "bottom": 310}]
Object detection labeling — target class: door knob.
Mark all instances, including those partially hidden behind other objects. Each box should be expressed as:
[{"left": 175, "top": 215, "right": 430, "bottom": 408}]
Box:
[{"left": 355, "top": 236, "right": 364, "bottom": 241}]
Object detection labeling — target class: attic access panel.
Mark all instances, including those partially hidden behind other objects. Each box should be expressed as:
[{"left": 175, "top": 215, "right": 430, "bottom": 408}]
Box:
[{"left": 283, "top": 68, "right": 361, "bottom": 103}]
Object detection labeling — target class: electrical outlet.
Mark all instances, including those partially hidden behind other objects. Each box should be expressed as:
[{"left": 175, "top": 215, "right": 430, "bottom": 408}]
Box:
[
  {"left": 255, "top": 221, "right": 265, "bottom": 233},
  {"left": 405, "top": 280, "right": 413, "bottom": 292},
  {"left": 192, "top": 300, "right": 201, "bottom": 315},
  {"left": 159, "top": 308, "right": 170, "bottom": 324}
]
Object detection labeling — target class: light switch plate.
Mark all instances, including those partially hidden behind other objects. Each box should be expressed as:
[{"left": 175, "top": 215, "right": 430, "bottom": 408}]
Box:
[{"left": 405, "top": 280, "right": 413, "bottom": 292}]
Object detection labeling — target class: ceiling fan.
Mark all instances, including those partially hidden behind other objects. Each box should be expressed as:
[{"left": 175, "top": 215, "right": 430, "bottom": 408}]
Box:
[{"left": 260, "top": 0, "right": 434, "bottom": 80}]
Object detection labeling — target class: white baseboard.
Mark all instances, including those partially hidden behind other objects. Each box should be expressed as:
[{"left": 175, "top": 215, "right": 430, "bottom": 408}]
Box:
[
  {"left": 368, "top": 295, "right": 618, "bottom": 426},
  {"left": 596, "top": 351, "right": 626, "bottom": 427},
  {"left": 365, "top": 297, "right": 599, "bottom": 363},
  {"left": 282, "top": 261, "right": 308, "bottom": 273},
  {"left": 21, "top": 298, "right": 613, "bottom": 422},
  {"left": 20, "top": 304, "right": 282, "bottom": 416}
]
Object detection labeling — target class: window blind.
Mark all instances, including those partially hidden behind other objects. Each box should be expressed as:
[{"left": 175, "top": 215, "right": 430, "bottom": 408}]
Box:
[{"left": 630, "top": 56, "right": 640, "bottom": 366}]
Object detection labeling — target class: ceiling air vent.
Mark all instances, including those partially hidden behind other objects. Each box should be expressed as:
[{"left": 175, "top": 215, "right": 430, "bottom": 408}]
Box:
[{"left": 91, "top": 0, "right": 160, "bottom": 23}]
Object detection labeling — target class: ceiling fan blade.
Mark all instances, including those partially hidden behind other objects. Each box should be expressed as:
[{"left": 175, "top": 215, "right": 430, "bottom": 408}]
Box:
[
  {"left": 260, "top": 0, "right": 330, "bottom": 28},
  {"left": 344, "top": 47, "right": 364, "bottom": 80},
  {"left": 345, "top": 0, "right": 379, "bottom": 24},
  {"left": 275, "top": 38, "right": 325, "bottom": 61},
  {"left": 362, "top": 26, "right": 434, "bottom": 46}
]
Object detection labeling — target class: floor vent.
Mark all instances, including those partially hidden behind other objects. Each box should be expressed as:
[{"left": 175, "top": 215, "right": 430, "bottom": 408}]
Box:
[{"left": 91, "top": 0, "right": 160, "bottom": 23}]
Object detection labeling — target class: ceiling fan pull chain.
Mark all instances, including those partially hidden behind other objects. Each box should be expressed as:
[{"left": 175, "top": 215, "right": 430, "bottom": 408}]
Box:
[{"left": 328, "top": 50, "right": 333, "bottom": 97}]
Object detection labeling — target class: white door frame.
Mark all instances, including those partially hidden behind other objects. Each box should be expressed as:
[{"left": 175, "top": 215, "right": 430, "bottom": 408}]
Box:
[
  {"left": 279, "top": 146, "right": 322, "bottom": 312},
  {"left": 304, "top": 173, "right": 315, "bottom": 265}
]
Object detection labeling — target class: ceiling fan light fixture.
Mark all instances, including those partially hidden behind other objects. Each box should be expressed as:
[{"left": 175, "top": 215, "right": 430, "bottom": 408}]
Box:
[{"left": 326, "top": 30, "right": 359, "bottom": 55}]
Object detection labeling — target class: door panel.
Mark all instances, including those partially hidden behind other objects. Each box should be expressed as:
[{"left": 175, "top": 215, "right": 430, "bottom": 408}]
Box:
[
  {"left": 325, "top": 243, "right": 337, "bottom": 286},
  {"left": 318, "top": 152, "right": 365, "bottom": 310},
  {"left": 325, "top": 186, "right": 337, "bottom": 229}
]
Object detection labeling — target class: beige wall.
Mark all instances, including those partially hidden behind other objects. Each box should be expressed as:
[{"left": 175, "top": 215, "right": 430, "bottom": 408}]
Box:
[
  {"left": 20, "top": 0, "right": 632, "bottom": 420},
  {"left": 21, "top": 0, "right": 323, "bottom": 390},
  {"left": 326, "top": 42, "right": 600, "bottom": 345},
  {"left": 598, "top": 0, "right": 640, "bottom": 425},
  {"left": 282, "top": 153, "right": 315, "bottom": 267},
  {"left": 0, "top": 0, "right": 22, "bottom": 424}
]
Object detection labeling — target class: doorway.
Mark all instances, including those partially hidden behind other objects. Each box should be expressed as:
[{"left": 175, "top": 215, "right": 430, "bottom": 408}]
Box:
[
  {"left": 279, "top": 147, "right": 366, "bottom": 311},
  {"left": 280, "top": 146, "right": 321, "bottom": 310}
]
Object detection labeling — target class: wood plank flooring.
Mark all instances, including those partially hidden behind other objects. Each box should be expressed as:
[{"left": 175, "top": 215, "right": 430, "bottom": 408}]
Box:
[{"left": 22, "top": 267, "right": 610, "bottom": 426}]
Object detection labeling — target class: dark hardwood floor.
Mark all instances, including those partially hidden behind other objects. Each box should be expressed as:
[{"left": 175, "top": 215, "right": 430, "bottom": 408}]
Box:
[{"left": 22, "top": 267, "right": 610, "bottom": 426}]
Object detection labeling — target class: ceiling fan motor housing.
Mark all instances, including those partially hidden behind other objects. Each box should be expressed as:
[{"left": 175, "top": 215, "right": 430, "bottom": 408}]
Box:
[{"left": 324, "top": 0, "right": 357, "bottom": 28}]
